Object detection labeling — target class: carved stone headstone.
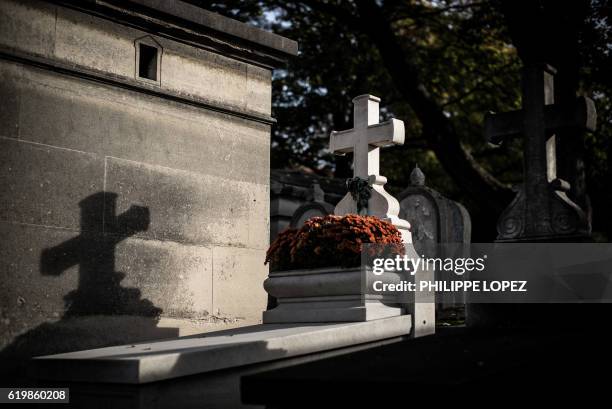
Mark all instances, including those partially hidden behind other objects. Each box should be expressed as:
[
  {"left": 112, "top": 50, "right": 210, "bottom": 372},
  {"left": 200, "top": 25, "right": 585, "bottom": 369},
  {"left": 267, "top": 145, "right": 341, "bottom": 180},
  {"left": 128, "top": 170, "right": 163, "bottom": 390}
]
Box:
[
  {"left": 398, "top": 165, "right": 471, "bottom": 318},
  {"left": 485, "top": 63, "right": 596, "bottom": 242},
  {"left": 399, "top": 165, "right": 471, "bottom": 255}
]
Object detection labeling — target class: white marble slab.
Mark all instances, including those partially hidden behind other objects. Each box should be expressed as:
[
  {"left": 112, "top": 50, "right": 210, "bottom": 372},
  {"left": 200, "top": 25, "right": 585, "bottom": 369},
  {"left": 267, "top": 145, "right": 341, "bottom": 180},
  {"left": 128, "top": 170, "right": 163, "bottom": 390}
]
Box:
[{"left": 31, "top": 316, "right": 412, "bottom": 384}]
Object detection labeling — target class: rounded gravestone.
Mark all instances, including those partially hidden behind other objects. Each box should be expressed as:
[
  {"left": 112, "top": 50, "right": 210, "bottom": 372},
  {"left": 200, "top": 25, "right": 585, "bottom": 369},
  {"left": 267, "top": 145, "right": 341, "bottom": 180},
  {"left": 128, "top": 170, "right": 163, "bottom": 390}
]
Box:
[
  {"left": 398, "top": 165, "right": 438, "bottom": 258},
  {"left": 290, "top": 202, "right": 334, "bottom": 229},
  {"left": 289, "top": 182, "right": 334, "bottom": 229},
  {"left": 398, "top": 165, "right": 471, "bottom": 320}
]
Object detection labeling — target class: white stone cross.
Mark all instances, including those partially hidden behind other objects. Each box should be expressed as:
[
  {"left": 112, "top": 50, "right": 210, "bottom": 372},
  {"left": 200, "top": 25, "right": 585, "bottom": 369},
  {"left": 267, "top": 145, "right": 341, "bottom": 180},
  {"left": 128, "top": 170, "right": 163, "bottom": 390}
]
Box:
[
  {"left": 328, "top": 95, "right": 432, "bottom": 332},
  {"left": 330, "top": 95, "right": 405, "bottom": 178},
  {"left": 330, "top": 94, "right": 412, "bottom": 243}
]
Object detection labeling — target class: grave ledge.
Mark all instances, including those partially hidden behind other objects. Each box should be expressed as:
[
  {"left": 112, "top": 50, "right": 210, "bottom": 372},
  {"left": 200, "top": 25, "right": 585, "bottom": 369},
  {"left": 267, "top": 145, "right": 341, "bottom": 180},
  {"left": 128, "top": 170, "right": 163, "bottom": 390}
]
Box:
[{"left": 30, "top": 315, "right": 412, "bottom": 384}]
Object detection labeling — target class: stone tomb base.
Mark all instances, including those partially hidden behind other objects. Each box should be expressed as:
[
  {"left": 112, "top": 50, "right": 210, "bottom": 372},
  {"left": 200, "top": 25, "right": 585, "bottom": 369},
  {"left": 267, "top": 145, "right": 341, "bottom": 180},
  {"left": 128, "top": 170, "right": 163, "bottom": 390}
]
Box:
[
  {"left": 263, "top": 267, "right": 406, "bottom": 323},
  {"left": 31, "top": 316, "right": 412, "bottom": 384}
]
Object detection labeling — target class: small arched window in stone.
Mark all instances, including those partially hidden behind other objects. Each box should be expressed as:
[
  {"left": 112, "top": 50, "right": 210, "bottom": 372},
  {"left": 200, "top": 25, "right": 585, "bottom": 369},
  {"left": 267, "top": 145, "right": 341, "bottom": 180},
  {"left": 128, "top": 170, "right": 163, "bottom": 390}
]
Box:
[{"left": 134, "top": 36, "right": 162, "bottom": 85}]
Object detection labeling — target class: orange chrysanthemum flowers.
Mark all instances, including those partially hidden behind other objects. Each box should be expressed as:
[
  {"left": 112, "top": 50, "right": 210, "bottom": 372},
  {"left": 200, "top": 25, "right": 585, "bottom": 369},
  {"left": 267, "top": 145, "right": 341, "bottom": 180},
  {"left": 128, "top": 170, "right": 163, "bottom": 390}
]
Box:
[{"left": 265, "top": 214, "right": 405, "bottom": 271}]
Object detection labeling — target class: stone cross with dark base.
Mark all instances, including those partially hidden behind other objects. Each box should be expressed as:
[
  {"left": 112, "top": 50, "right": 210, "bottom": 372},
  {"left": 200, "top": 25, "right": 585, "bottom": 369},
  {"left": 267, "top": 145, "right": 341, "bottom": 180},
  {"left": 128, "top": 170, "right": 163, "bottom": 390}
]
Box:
[{"left": 485, "top": 63, "right": 596, "bottom": 241}]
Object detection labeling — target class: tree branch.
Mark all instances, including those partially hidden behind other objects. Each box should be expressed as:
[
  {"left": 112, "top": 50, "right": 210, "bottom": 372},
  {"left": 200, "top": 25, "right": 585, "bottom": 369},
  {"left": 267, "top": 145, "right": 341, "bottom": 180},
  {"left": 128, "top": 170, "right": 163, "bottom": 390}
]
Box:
[{"left": 352, "top": 0, "right": 513, "bottom": 214}]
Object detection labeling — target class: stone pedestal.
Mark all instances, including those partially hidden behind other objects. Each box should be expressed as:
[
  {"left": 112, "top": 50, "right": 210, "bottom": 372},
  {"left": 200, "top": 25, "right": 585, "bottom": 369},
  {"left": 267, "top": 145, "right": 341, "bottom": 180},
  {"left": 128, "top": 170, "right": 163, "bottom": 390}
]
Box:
[
  {"left": 263, "top": 267, "right": 405, "bottom": 324},
  {"left": 263, "top": 242, "right": 436, "bottom": 337}
]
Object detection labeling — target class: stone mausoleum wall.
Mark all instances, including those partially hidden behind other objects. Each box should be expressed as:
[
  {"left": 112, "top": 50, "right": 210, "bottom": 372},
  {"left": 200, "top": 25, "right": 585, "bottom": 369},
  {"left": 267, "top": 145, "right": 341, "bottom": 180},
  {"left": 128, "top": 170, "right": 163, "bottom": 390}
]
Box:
[{"left": 0, "top": 0, "right": 296, "bottom": 372}]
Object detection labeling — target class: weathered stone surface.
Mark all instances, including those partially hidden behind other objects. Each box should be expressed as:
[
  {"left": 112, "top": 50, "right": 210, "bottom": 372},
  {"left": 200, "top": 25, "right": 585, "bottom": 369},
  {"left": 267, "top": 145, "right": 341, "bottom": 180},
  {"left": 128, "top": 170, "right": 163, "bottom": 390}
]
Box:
[
  {"left": 4, "top": 62, "right": 271, "bottom": 186},
  {"left": 0, "top": 221, "right": 215, "bottom": 349},
  {"left": 125, "top": 0, "right": 299, "bottom": 56},
  {"left": 398, "top": 165, "right": 471, "bottom": 256},
  {"left": 398, "top": 166, "right": 471, "bottom": 320},
  {"left": 31, "top": 316, "right": 412, "bottom": 384},
  {"left": 105, "top": 157, "right": 268, "bottom": 248},
  {"left": 114, "top": 238, "right": 213, "bottom": 319},
  {"left": 0, "top": 0, "right": 56, "bottom": 58},
  {"left": 263, "top": 267, "right": 404, "bottom": 324},
  {"left": 0, "top": 80, "right": 19, "bottom": 140},
  {"left": 0, "top": 0, "right": 283, "bottom": 116},
  {"left": 54, "top": 6, "right": 136, "bottom": 79},
  {"left": 0, "top": 314, "right": 180, "bottom": 381},
  {"left": 163, "top": 41, "right": 271, "bottom": 113},
  {"left": 0, "top": 222, "right": 80, "bottom": 351},
  {"left": 485, "top": 64, "right": 593, "bottom": 242},
  {"left": 470, "top": 63, "right": 596, "bottom": 328},
  {"left": 246, "top": 64, "right": 273, "bottom": 114},
  {"left": 0, "top": 0, "right": 296, "bottom": 379},
  {"left": 49, "top": 337, "right": 402, "bottom": 409},
  {"left": 212, "top": 247, "right": 268, "bottom": 323},
  {"left": 0, "top": 138, "right": 104, "bottom": 231}
]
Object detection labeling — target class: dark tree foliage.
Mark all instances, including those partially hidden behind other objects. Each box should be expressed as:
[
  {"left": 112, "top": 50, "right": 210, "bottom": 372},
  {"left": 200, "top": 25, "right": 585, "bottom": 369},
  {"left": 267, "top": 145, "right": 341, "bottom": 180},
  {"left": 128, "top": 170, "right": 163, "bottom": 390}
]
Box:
[{"left": 205, "top": 0, "right": 611, "bottom": 241}]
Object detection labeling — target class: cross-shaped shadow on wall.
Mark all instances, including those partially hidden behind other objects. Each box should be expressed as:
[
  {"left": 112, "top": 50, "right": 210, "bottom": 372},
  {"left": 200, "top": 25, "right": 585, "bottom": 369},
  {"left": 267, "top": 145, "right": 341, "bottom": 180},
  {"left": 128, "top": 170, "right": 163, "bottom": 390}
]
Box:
[
  {"left": 41, "top": 192, "right": 160, "bottom": 316},
  {"left": 0, "top": 192, "right": 178, "bottom": 382}
]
